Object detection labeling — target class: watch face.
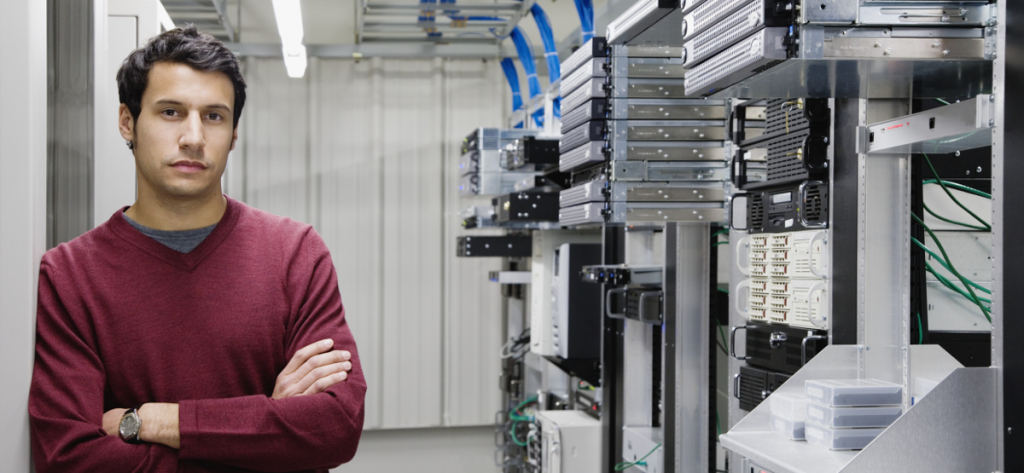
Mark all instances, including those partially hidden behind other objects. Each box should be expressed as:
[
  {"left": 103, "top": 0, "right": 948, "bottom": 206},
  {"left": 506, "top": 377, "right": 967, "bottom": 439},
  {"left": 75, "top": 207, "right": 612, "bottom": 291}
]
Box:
[{"left": 119, "top": 413, "right": 140, "bottom": 438}]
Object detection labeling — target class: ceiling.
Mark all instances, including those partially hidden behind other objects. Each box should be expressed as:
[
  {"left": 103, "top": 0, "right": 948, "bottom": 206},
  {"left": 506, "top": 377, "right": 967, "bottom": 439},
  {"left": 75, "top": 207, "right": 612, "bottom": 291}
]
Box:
[{"left": 163, "top": 0, "right": 605, "bottom": 52}]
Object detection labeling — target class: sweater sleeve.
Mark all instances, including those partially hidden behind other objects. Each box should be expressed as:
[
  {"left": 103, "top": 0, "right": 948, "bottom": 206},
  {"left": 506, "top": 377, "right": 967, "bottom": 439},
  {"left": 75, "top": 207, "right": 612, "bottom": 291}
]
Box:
[
  {"left": 29, "top": 262, "right": 182, "bottom": 473},
  {"left": 177, "top": 228, "right": 367, "bottom": 471}
]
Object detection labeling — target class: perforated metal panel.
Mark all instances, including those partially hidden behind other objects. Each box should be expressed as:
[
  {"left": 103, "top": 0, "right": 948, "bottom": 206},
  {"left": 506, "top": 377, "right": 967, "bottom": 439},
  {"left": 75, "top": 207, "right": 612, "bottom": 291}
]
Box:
[
  {"left": 764, "top": 98, "right": 812, "bottom": 136},
  {"left": 765, "top": 129, "right": 812, "bottom": 182},
  {"left": 683, "top": 0, "right": 766, "bottom": 67}
]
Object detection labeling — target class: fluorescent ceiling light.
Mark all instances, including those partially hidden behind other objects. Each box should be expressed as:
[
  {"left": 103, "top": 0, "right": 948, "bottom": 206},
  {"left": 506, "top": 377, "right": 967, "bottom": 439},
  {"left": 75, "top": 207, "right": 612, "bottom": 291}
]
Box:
[
  {"left": 272, "top": 0, "right": 307, "bottom": 78},
  {"left": 282, "top": 44, "right": 308, "bottom": 78},
  {"left": 272, "top": 0, "right": 305, "bottom": 46},
  {"left": 157, "top": 1, "right": 176, "bottom": 32}
]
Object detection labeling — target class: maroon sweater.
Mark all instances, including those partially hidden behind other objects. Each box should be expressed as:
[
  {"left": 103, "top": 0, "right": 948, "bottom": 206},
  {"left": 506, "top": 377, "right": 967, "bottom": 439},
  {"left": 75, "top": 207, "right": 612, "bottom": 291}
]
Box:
[{"left": 29, "top": 197, "right": 366, "bottom": 473}]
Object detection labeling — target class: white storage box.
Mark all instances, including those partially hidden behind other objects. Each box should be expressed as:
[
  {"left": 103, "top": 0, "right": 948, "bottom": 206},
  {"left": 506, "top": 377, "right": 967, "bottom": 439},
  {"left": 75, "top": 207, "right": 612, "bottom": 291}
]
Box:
[
  {"left": 804, "top": 379, "right": 902, "bottom": 407},
  {"left": 805, "top": 425, "right": 885, "bottom": 451},
  {"left": 770, "top": 414, "right": 806, "bottom": 441},
  {"left": 769, "top": 392, "right": 808, "bottom": 422},
  {"left": 806, "top": 404, "right": 903, "bottom": 429}
]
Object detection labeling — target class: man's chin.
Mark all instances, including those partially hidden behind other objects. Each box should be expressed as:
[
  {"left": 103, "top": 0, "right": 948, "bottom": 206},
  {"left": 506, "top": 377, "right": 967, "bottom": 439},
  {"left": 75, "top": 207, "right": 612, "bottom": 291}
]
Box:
[{"left": 159, "top": 184, "right": 219, "bottom": 201}]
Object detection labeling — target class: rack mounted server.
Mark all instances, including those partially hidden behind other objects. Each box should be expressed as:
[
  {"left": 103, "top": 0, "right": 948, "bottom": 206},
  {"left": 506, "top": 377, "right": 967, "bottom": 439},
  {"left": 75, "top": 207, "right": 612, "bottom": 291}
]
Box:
[
  {"left": 681, "top": 0, "right": 994, "bottom": 97},
  {"left": 459, "top": 128, "right": 546, "bottom": 197}
]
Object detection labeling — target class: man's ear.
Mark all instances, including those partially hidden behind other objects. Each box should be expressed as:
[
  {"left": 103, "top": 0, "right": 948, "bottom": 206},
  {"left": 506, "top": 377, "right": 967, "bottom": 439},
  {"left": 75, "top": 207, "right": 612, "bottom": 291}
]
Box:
[
  {"left": 118, "top": 104, "right": 135, "bottom": 142},
  {"left": 230, "top": 123, "right": 239, "bottom": 151}
]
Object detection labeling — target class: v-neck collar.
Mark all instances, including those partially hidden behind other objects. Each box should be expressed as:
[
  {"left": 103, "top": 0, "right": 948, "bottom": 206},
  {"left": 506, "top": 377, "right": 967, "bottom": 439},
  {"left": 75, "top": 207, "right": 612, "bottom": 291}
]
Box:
[{"left": 108, "top": 196, "right": 241, "bottom": 271}]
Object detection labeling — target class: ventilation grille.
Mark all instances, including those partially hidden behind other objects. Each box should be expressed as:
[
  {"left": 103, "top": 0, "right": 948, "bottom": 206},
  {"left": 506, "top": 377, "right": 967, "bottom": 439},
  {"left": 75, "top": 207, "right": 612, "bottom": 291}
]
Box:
[
  {"left": 766, "top": 129, "right": 811, "bottom": 182},
  {"left": 686, "top": 29, "right": 784, "bottom": 95},
  {"left": 747, "top": 336, "right": 772, "bottom": 362},
  {"left": 802, "top": 182, "right": 828, "bottom": 224},
  {"left": 785, "top": 345, "right": 803, "bottom": 371},
  {"left": 765, "top": 98, "right": 811, "bottom": 136},
  {"left": 683, "top": 0, "right": 764, "bottom": 67},
  {"left": 685, "top": 0, "right": 755, "bottom": 40},
  {"left": 738, "top": 372, "right": 766, "bottom": 411},
  {"left": 748, "top": 193, "right": 765, "bottom": 232}
]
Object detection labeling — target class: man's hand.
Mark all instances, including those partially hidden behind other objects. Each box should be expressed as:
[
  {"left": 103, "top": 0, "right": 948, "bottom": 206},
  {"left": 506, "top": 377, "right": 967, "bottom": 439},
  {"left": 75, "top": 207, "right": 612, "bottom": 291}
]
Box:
[
  {"left": 102, "top": 408, "right": 127, "bottom": 437},
  {"left": 272, "top": 339, "right": 352, "bottom": 399}
]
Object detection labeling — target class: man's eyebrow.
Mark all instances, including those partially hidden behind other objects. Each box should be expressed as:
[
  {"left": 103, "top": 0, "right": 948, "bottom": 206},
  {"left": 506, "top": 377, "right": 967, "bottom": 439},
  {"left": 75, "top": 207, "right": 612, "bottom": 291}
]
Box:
[{"left": 153, "top": 99, "right": 231, "bottom": 112}]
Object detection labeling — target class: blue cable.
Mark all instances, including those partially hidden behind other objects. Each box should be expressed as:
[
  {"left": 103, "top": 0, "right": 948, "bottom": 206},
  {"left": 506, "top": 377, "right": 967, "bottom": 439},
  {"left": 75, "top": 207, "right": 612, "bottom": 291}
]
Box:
[
  {"left": 529, "top": 3, "right": 560, "bottom": 83},
  {"left": 510, "top": 26, "right": 541, "bottom": 100},
  {"left": 576, "top": 0, "right": 594, "bottom": 42},
  {"left": 500, "top": 58, "right": 524, "bottom": 112}
]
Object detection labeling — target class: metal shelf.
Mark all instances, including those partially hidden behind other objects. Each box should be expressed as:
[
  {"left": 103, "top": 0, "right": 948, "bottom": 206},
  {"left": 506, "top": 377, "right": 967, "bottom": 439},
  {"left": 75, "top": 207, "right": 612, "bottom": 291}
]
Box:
[{"left": 721, "top": 345, "right": 990, "bottom": 473}]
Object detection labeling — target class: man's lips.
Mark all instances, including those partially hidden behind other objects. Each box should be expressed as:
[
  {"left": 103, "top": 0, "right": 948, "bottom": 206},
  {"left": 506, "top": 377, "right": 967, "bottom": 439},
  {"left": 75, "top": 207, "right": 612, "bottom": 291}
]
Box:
[{"left": 171, "top": 161, "right": 207, "bottom": 173}]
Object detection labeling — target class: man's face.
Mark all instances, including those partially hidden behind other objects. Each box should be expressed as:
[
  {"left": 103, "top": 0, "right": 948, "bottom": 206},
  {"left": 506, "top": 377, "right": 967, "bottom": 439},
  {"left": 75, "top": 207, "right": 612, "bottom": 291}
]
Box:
[{"left": 118, "top": 61, "right": 237, "bottom": 201}]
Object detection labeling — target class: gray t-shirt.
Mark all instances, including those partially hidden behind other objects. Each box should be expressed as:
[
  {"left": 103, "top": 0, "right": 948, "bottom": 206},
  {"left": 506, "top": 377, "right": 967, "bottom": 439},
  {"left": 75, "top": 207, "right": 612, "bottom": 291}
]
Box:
[{"left": 122, "top": 211, "right": 217, "bottom": 254}]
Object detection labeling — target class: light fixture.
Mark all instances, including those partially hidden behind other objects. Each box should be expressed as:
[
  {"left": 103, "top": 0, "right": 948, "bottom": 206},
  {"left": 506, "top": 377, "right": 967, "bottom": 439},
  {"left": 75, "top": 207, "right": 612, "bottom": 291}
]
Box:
[
  {"left": 282, "top": 44, "right": 308, "bottom": 79},
  {"left": 157, "top": 1, "right": 176, "bottom": 32},
  {"left": 272, "top": 0, "right": 307, "bottom": 78}
]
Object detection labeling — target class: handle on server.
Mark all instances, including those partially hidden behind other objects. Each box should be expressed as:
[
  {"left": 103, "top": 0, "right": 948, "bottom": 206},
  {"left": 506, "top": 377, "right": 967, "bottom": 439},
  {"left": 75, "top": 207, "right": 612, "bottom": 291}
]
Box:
[
  {"left": 806, "top": 282, "right": 828, "bottom": 329},
  {"left": 735, "top": 236, "right": 751, "bottom": 276},
  {"left": 730, "top": 325, "right": 750, "bottom": 361},
  {"left": 801, "top": 332, "right": 828, "bottom": 366},
  {"left": 734, "top": 279, "right": 752, "bottom": 318},
  {"left": 605, "top": 287, "right": 627, "bottom": 319},
  {"left": 733, "top": 374, "right": 741, "bottom": 400},
  {"left": 806, "top": 230, "right": 828, "bottom": 279}
]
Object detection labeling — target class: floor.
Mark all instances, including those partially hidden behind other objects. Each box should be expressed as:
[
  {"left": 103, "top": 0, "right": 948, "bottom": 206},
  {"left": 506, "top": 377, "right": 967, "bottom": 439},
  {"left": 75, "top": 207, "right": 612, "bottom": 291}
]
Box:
[{"left": 334, "top": 426, "right": 502, "bottom": 473}]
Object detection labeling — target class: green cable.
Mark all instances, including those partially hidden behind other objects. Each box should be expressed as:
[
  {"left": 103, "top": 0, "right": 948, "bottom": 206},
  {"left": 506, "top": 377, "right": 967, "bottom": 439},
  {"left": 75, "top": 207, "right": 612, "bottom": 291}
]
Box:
[
  {"left": 923, "top": 202, "right": 989, "bottom": 231},
  {"left": 712, "top": 241, "right": 729, "bottom": 247},
  {"left": 912, "top": 237, "right": 991, "bottom": 294},
  {"left": 923, "top": 179, "right": 991, "bottom": 199},
  {"left": 926, "top": 261, "right": 992, "bottom": 305},
  {"left": 716, "top": 287, "right": 729, "bottom": 294},
  {"left": 712, "top": 228, "right": 730, "bottom": 238},
  {"left": 511, "top": 421, "right": 530, "bottom": 447},
  {"left": 716, "top": 319, "right": 729, "bottom": 354},
  {"left": 914, "top": 213, "right": 991, "bottom": 321},
  {"left": 716, "top": 411, "right": 722, "bottom": 436},
  {"left": 916, "top": 312, "right": 924, "bottom": 345},
  {"left": 512, "top": 395, "right": 538, "bottom": 414},
  {"left": 935, "top": 98, "right": 951, "bottom": 105},
  {"left": 922, "top": 153, "right": 990, "bottom": 230},
  {"left": 614, "top": 443, "right": 662, "bottom": 471}
]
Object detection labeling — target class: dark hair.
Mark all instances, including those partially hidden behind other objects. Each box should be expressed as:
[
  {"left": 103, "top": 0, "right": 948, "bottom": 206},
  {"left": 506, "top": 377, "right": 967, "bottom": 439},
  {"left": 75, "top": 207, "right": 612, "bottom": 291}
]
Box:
[{"left": 116, "top": 24, "right": 246, "bottom": 132}]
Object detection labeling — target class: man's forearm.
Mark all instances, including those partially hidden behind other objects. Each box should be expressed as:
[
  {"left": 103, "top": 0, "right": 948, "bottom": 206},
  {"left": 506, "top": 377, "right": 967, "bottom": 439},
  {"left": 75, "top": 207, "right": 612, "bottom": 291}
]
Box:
[{"left": 139, "top": 403, "right": 180, "bottom": 449}]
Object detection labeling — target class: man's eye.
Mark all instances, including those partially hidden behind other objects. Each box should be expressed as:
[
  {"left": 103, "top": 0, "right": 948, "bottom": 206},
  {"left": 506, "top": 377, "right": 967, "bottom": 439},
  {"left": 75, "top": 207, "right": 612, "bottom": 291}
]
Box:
[
  {"left": 208, "top": 113, "right": 222, "bottom": 121},
  {"left": 162, "top": 109, "right": 178, "bottom": 117}
]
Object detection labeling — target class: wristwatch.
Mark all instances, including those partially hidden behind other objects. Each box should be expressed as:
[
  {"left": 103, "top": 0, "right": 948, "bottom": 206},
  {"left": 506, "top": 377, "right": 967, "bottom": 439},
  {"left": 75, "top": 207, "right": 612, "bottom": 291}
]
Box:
[{"left": 118, "top": 404, "right": 145, "bottom": 444}]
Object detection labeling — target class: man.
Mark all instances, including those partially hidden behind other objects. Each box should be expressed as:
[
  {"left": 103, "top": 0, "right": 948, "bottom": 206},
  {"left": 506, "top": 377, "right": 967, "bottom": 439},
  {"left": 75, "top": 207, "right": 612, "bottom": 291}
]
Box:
[{"left": 28, "top": 25, "right": 365, "bottom": 472}]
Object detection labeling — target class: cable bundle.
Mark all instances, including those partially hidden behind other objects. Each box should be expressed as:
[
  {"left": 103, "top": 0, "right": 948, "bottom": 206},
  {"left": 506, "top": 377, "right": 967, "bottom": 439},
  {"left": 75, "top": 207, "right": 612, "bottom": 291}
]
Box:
[
  {"left": 500, "top": 58, "right": 524, "bottom": 112},
  {"left": 510, "top": 26, "right": 541, "bottom": 100},
  {"left": 573, "top": 0, "right": 595, "bottom": 43},
  {"left": 529, "top": 4, "right": 560, "bottom": 83}
]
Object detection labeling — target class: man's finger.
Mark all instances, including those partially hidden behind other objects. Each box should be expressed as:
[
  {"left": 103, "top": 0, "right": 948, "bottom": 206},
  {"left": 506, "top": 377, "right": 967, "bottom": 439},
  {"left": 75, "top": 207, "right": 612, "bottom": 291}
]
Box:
[
  {"left": 289, "top": 354, "right": 352, "bottom": 395},
  {"left": 279, "top": 339, "right": 333, "bottom": 377},
  {"left": 302, "top": 370, "right": 348, "bottom": 396}
]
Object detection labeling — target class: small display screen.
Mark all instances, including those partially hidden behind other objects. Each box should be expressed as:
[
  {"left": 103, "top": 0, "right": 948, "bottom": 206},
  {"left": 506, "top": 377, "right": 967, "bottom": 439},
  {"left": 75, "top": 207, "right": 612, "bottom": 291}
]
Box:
[{"left": 772, "top": 192, "right": 792, "bottom": 204}]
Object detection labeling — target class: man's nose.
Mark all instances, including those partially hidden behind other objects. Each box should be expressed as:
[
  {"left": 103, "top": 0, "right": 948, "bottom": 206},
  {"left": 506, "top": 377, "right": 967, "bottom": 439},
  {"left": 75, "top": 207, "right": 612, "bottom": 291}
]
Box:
[{"left": 179, "top": 113, "right": 206, "bottom": 150}]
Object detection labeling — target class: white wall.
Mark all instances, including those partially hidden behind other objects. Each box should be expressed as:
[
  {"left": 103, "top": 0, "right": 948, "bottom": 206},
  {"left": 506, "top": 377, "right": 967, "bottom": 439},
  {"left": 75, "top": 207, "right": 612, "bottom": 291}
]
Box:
[
  {"left": 236, "top": 56, "right": 510, "bottom": 430},
  {"left": 0, "top": 0, "right": 48, "bottom": 470},
  {"left": 94, "top": 0, "right": 161, "bottom": 225}
]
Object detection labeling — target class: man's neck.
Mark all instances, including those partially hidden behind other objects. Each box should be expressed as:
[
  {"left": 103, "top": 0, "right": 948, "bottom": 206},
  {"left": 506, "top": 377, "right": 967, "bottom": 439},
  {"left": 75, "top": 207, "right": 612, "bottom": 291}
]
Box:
[{"left": 123, "top": 191, "right": 227, "bottom": 231}]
